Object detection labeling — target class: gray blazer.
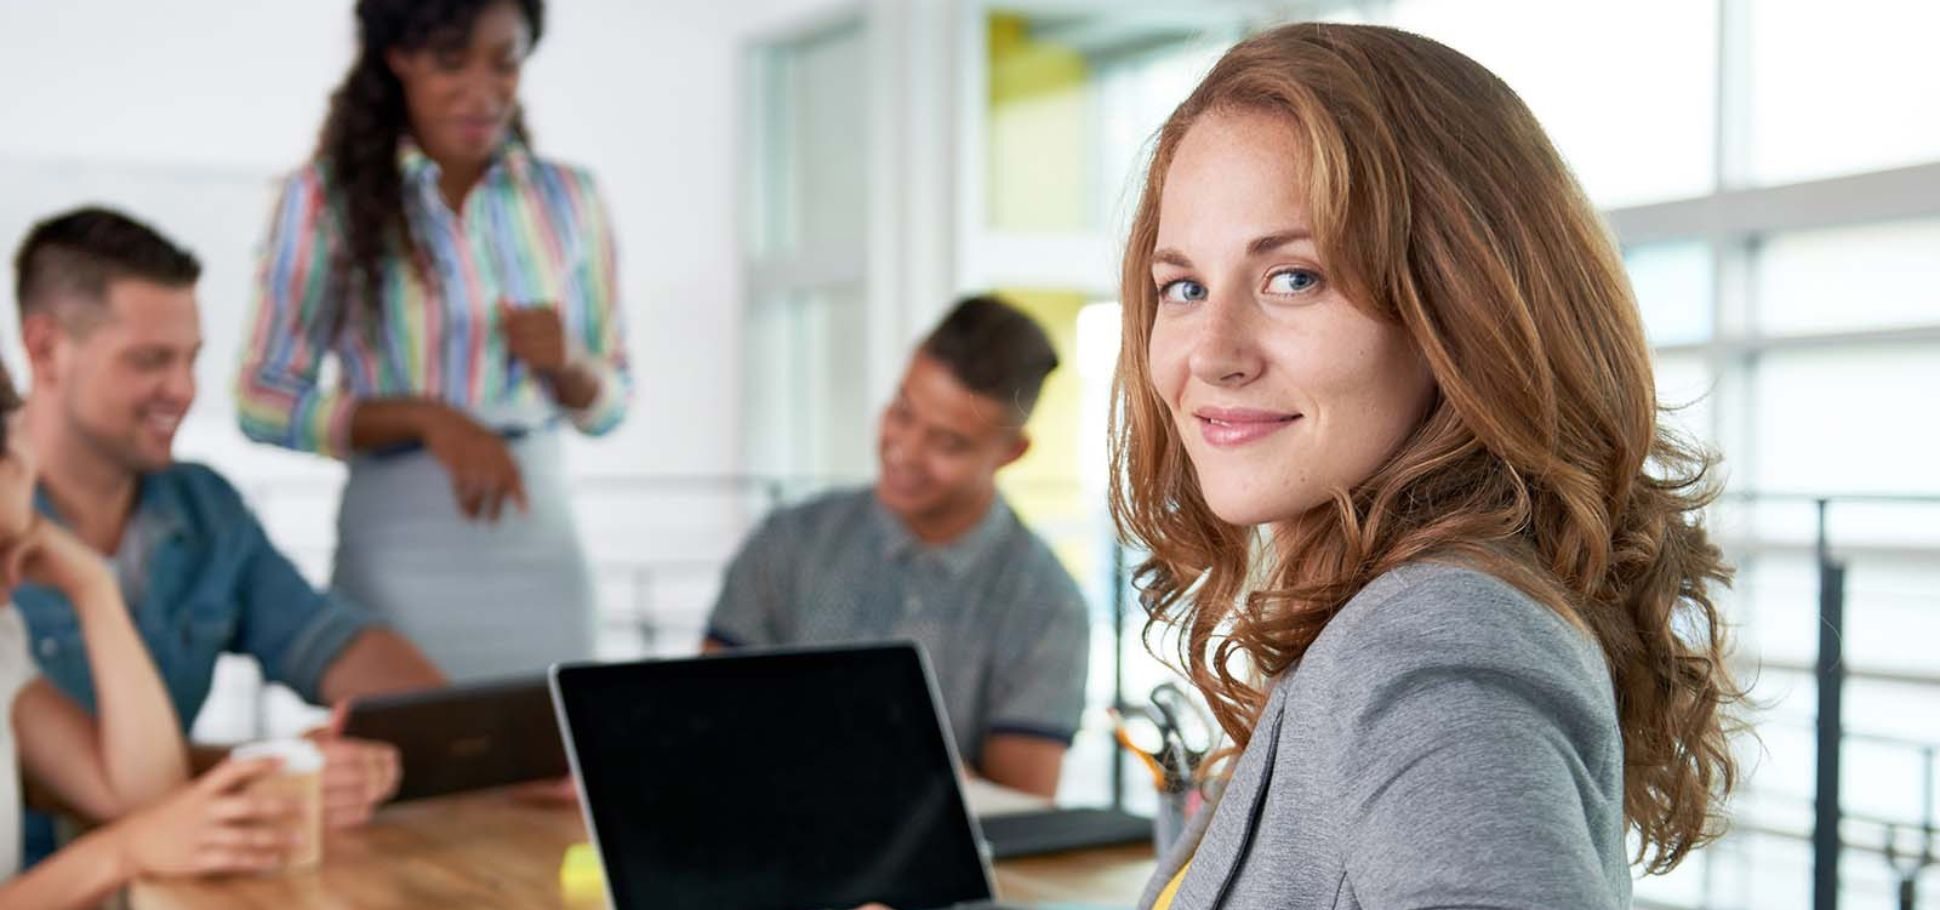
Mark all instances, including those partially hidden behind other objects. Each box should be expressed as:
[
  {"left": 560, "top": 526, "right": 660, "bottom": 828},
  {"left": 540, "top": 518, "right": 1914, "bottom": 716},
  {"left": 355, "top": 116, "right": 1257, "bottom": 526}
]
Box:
[{"left": 1139, "top": 563, "right": 1631, "bottom": 909}]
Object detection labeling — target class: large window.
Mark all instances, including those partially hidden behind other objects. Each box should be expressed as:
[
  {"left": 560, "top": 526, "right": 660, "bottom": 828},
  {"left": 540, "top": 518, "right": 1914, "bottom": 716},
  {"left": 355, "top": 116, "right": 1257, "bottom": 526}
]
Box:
[
  {"left": 1746, "top": 1, "right": 1940, "bottom": 185},
  {"left": 744, "top": 17, "right": 873, "bottom": 481},
  {"left": 1389, "top": 0, "right": 1721, "bottom": 208},
  {"left": 1755, "top": 219, "right": 1940, "bottom": 338}
]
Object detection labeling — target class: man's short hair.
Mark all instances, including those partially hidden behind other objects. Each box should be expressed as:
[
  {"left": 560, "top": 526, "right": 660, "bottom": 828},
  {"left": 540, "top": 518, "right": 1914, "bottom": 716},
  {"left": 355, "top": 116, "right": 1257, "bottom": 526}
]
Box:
[
  {"left": 920, "top": 294, "right": 1060, "bottom": 424},
  {"left": 14, "top": 207, "right": 201, "bottom": 321}
]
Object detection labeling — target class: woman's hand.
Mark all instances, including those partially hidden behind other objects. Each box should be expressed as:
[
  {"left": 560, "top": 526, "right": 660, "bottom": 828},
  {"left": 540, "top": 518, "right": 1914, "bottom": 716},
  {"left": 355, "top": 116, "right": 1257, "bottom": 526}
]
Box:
[
  {"left": 500, "top": 302, "right": 568, "bottom": 375},
  {"left": 420, "top": 406, "right": 528, "bottom": 522},
  {"left": 500, "top": 301, "right": 603, "bottom": 410},
  {"left": 112, "top": 757, "right": 302, "bottom": 878},
  {"left": 0, "top": 518, "right": 114, "bottom": 599}
]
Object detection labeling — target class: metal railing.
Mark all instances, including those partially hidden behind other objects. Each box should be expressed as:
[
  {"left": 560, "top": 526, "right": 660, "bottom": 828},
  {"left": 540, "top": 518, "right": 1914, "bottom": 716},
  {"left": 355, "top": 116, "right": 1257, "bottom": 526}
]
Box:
[{"left": 1722, "top": 492, "right": 1940, "bottom": 910}]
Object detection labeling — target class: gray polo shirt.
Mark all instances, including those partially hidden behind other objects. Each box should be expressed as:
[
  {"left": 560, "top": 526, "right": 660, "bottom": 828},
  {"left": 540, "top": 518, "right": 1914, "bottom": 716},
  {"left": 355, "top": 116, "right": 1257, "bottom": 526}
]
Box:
[{"left": 706, "top": 487, "right": 1090, "bottom": 764}]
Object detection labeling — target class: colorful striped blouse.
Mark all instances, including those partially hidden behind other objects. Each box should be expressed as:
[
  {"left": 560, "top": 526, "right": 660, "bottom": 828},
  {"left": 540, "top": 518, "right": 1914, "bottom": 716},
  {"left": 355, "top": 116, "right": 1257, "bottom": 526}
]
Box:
[{"left": 237, "top": 140, "right": 630, "bottom": 459}]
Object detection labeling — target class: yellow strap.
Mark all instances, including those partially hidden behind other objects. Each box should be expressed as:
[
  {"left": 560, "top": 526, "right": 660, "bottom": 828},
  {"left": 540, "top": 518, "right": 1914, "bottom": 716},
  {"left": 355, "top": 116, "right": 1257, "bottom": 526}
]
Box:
[{"left": 1153, "top": 861, "right": 1190, "bottom": 910}]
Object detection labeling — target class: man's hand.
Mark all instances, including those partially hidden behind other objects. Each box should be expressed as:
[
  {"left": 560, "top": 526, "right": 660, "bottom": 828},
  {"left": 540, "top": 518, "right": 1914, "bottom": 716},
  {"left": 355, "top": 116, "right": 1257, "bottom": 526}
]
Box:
[
  {"left": 305, "top": 704, "right": 402, "bottom": 829},
  {"left": 509, "top": 776, "right": 580, "bottom": 807}
]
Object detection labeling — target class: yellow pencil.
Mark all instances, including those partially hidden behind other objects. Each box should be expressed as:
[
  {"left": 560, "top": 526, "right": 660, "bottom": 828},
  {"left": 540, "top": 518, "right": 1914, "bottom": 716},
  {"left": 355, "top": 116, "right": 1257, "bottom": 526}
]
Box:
[{"left": 1109, "top": 709, "right": 1168, "bottom": 789}]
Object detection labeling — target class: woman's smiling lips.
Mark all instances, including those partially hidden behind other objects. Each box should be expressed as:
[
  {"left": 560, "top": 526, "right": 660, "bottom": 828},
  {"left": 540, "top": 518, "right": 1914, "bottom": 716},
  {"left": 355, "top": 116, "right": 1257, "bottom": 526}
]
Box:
[{"left": 1193, "top": 406, "right": 1302, "bottom": 447}]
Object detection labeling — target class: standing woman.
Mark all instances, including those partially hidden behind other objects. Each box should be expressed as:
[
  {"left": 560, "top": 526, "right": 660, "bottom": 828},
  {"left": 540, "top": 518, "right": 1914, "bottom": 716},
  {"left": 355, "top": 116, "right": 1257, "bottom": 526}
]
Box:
[
  {"left": 1102, "top": 23, "right": 1745, "bottom": 910},
  {"left": 238, "top": 0, "right": 628, "bottom": 681}
]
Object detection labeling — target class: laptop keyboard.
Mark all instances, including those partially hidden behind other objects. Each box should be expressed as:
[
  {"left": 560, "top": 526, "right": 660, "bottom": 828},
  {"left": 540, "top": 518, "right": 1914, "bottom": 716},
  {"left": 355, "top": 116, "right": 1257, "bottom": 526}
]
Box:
[{"left": 979, "top": 808, "right": 1154, "bottom": 860}]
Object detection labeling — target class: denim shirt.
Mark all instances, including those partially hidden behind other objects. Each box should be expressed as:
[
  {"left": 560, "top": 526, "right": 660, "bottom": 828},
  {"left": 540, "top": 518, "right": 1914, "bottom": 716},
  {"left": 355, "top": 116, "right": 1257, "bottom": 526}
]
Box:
[{"left": 12, "top": 462, "right": 381, "bottom": 727}]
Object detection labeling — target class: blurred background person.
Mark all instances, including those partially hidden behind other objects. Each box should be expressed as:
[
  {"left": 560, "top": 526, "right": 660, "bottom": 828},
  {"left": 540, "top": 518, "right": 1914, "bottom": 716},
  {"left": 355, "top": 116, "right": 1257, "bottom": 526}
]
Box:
[{"left": 236, "top": 0, "right": 630, "bottom": 681}]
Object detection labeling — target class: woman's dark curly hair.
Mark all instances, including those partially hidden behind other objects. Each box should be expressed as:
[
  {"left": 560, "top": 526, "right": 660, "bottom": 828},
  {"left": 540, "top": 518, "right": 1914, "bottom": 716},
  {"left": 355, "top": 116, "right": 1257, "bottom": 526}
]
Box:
[{"left": 316, "top": 0, "right": 545, "bottom": 310}]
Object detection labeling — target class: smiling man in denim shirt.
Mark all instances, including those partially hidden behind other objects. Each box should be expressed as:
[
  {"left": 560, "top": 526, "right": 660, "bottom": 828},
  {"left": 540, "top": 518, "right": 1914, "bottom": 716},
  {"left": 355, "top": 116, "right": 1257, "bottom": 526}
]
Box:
[{"left": 8, "top": 208, "right": 447, "bottom": 863}]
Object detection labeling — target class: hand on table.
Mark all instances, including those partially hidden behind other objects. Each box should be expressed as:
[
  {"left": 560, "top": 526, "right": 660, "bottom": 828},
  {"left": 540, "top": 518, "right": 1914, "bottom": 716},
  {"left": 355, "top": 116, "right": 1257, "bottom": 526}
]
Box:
[
  {"left": 509, "top": 775, "right": 580, "bottom": 807},
  {"left": 114, "top": 757, "right": 300, "bottom": 877},
  {"left": 306, "top": 704, "right": 402, "bottom": 828}
]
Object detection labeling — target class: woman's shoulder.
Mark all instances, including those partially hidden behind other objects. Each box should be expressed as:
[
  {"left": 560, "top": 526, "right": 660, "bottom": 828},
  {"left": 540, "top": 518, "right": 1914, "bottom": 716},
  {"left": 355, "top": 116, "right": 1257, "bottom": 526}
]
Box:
[
  {"left": 1326, "top": 561, "right": 1590, "bottom": 646},
  {"left": 519, "top": 153, "right": 603, "bottom": 196},
  {"left": 263, "top": 161, "right": 343, "bottom": 234},
  {"left": 1294, "top": 561, "right": 1613, "bottom": 705},
  {"left": 275, "top": 159, "right": 336, "bottom": 197},
  {"left": 511, "top": 153, "right": 613, "bottom": 232}
]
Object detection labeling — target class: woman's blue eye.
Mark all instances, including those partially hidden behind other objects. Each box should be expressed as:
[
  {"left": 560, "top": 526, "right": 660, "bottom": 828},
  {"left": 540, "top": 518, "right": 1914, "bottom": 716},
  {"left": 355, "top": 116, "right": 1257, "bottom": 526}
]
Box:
[
  {"left": 1266, "top": 269, "right": 1321, "bottom": 295},
  {"left": 1159, "top": 279, "right": 1208, "bottom": 304}
]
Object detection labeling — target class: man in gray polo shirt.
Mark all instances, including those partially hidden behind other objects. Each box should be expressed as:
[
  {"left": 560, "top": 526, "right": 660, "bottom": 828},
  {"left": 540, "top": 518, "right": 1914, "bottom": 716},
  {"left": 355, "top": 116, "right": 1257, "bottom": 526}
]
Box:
[{"left": 706, "top": 295, "right": 1089, "bottom": 798}]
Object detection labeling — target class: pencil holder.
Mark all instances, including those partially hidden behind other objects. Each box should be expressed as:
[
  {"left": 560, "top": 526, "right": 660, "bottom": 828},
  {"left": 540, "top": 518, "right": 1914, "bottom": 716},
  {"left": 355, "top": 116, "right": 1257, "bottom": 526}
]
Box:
[{"left": 1155, "top": 784, "right": 1194, "bottom": 854}]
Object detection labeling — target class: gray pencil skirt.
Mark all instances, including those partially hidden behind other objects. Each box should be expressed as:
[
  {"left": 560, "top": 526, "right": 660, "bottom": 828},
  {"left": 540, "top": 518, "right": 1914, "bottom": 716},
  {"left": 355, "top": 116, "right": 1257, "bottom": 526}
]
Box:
[{"left": 331, "top": 428, "right": 594, "bottom": 682}]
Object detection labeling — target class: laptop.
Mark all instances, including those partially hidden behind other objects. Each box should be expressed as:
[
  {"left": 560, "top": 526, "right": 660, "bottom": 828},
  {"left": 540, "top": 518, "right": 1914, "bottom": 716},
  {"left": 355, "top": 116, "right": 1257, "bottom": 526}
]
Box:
[
  {"left": 343, "top": 675, "right": 568, "bottom": 802},
  {"left": 550, "top": 643, "right": 1037, "bottom": 910}
]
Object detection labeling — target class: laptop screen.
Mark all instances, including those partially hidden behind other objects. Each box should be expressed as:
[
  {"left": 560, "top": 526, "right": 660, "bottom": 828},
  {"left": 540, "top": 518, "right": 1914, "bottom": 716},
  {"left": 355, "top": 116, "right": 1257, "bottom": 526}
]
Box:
[{"left": 552, "top": 644, "right": 994, "bottom": 910}]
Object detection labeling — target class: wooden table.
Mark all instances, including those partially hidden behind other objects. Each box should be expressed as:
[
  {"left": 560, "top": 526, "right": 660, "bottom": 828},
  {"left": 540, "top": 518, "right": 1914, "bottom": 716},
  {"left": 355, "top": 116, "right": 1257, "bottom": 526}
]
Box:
[{"left": 127, "top": 789, "right": 1156, "bottom": 908}]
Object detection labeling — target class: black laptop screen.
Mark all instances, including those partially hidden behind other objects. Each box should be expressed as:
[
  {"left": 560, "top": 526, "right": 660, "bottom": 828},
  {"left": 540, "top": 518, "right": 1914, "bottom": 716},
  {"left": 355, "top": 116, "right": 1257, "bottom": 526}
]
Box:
[{"left": 553, "top": 644, "right": 993, "bottom": 910}]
